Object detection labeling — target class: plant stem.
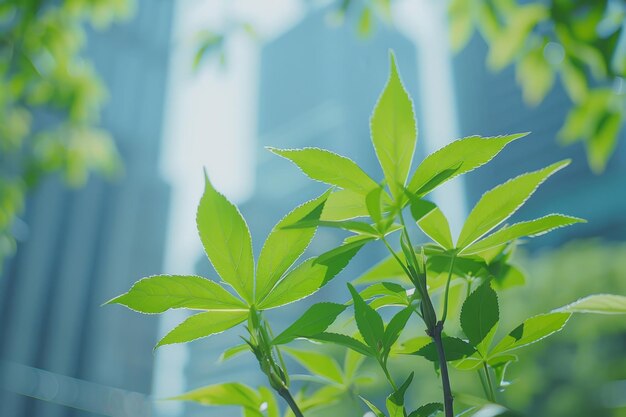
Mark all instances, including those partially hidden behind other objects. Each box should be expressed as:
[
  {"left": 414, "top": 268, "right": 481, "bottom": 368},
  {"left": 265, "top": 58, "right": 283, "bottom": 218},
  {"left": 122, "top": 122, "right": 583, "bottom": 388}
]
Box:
[
  {"left": 483, "top": 362, "right": 496, "bottom": 402},
  {"left": 381, "top": 361, "right": 399, "bottom": 391},
  {"left": 278, "top": 388, "right": 304, "bottom": 417},
  {"left": 432, "top": 322, "right": 454, "bottom": 417},
  {"left": 441, "top": 253, "right": 457, "bottom": 323}
]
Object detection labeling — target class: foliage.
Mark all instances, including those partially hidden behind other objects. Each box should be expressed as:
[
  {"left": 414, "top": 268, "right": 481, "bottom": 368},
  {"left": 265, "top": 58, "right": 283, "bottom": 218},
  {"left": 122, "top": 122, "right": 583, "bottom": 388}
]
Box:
[
  {"left": 195, "top": 0, "right": 626, "bottom": 172},
  {"left": 0, "top": 0, "right": 133, "bottom": 267},
  {"left": 107, "top": 53, "right": 626, "bottom": 417}
]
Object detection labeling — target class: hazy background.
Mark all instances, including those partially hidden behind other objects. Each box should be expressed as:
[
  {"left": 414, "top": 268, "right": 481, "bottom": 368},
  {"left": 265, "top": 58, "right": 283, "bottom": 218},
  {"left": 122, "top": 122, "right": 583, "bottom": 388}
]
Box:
[{"left": 1, "top": 1, "right": 625, "bottom": 417}]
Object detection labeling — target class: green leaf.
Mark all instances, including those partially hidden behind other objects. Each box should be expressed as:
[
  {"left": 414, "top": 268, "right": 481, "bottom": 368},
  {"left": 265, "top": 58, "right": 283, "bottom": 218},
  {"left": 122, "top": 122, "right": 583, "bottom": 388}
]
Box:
[
  {"left": 310, "top": 332, "right": 373, "bottom": 357},
  {"left": 257, "top": 259, "right": 327, "bottom": 309},
  {"left": 371, "top": 52, "right": 417, "bottom": 199},
  {"left": 197, "top": 173, "right": 254, "bottom": 302},
  {"left": 413, "top": 337, "right": 475, "bottom": 362},
  {"left": 171, "top": 382, "right": 261, "bottom": 410},
  {"left": 321, "top": 188, "right": 370, "bottom": 221},
  {"left": 457, "top": 160, "right": 570, "bottom": 249},
  {"left": 156, "top": 310, "right": 248, "bottom": 348},
  {"left": 283, "top": 347, "right": 344, "bottom": 384},
  {"left": 256, "top": 191, "right": 329, "bottom": 301},
  {"left": 409, "top": 198, "right": 454, "bottom": 249},
  {"left": 555, "top": 294, "right": 626, "bottom": 314},
  {"left": 406, "top": 134, "right": 527, "bottom": 199},
  {"left": 359, "top": 282, "right": 410, "bottom": 305},
  {"left": 366, "top": 185, "right": 385, "bottom": 225},
  {"left": 490, "top": 313, "right": 570, "bottom": 356},
  {"left": 387, "top": 372, "right": 414, "bottom": 417},
  {"left": 408, "top": 402, "right": 444, "bottom": 417},
  {"left": 272, "top": 302, "right": 347, "bottom": 345},
  {"left": 259, "top": 238, "right": 364, "bottom": 309},
  {"left": 285, "top": 219, "right": 379, "bottom": 236},
  {"left": 462, "top": 214, "right": 585, "bottom": 255},
  {"left": 258, "top": 387, "right": 280, "bottom": 417},
  {"left": 361, "top": 397, "right": 386, "bottom": 417},
  {"left": 383, "top": 307, "right": 413, "bottom": 352},
  {"left": 392, "top": 336, "right": 431, "bottom": 355},
  {"left": 460, "top": 283, "right": 499, "bottom": 354},
  {"left": 348, "top": 283, "right": 385, "bottom": 352},
  {"left": 354, "top": 254, "right": 408, "bottom": 285},
  {"left": 268, "top": 147, "right": 378, "bottom": 194},
  {"left": 104, "top": 275, "right": 247, "bottom": 313},
  {"left": 219, "top": 344, "right": 248, "bottom": 362}
]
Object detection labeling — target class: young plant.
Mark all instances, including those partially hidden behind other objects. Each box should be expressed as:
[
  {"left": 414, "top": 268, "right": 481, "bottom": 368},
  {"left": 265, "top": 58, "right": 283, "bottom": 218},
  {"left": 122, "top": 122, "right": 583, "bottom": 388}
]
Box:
[{"left": 107, "top": 52, "right": 626, "bottom": 417}]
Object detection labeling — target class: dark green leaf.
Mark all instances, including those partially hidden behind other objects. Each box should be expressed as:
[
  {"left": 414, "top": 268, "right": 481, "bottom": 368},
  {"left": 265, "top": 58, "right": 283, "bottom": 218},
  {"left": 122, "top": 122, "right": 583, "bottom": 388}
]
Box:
[
  {"left": 460, "top": 283, "right": 499, "bottom": 354},
  {"left": 104, "top": 275, "right": 246, "bottom": 313},
  {"left": 272, "top": 302, "right": 347, "bottom": 345},
  {"left": 408, "top": 402, "right": 444, "bottom": 417},
  {"left": 361, "top": 397, "right": 386, "bottom": 417},
  {"left": 383, "top": 307, "right": 413, "bottom": 352},
  {"left": 310, "top": 332, "right": 373, "bottom": 357},
  {"left": 387, "top": 372, "right": 414, "bottom": 417},
  {"left": 348, "top": 283, "right": 385, "bottom": 351},
  {"left": 413, "top": 337, "right": 475, "bottom": 362},
  {"left": 197, "top": 172, "right": 254, "bottom": 302}
]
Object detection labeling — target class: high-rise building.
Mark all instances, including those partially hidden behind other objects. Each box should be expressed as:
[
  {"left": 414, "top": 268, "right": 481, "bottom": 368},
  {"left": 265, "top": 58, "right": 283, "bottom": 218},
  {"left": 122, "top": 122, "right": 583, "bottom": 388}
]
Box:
[
  {"left": 0, "top": 1, "right": 174, "bottom": 416},
  {"left": 452, "top": 35, "right": 626, "bottom": 249},
  {"left": 183, "top": 7, "right": 420, "bottom": 417}
]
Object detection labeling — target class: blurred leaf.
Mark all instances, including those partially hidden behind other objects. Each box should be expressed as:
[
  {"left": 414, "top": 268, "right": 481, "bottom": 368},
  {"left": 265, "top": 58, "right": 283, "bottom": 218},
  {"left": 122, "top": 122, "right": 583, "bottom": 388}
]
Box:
[
  {"left": 171, "top": 382, "right": 261, "bottom": 410},
  {"left": 371, "top": 51, "right": 417, "bottom": 199},
  {"left": 449, "top": 0, "right": 474, "bottom": 51},
  {"left": 283, "top": 347, "right": 344, "bottom": 384},
  {"left": 516, "top": 42, "right": 555, "bottom": 105},
  {"left": 555, "top": 294, "right": 626, "bottom": 314}
]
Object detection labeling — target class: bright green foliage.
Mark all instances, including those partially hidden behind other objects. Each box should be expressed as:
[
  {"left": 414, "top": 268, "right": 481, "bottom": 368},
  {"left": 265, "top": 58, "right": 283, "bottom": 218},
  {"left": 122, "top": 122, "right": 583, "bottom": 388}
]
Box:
[
  {"left": 104, "top": 275, "right": 247, "bottom": 313},
  {"left": 462, "top": 214, "right": 585, "bottom": 255},
  {"left": 0, "top": 0, "right": 132, "bottom": 266},
  {"left": 272, "top": 303, "right": 347, "bottom": 345},
  {"left": 157, "top": 310, "right": 248, "bottom": 348},
  {"left": 268, "top": 147, "right": 378, "bottom": 194},
  {"left": 370, "top": 52, "right": 417, "bottom": 199},
  {"left": 256, "top": 192, "right": 329, "bottom": 301},
  {"left": 406, "top": 134, "right": 527, "bottom": 198},
  {"left": 456, "top": 160, "right": 570, "bottom": 249},
  {"left": 198, "top": 172, "right": 255, "bottom": 303},
  {"left": 107, "top": 53, "right": 626, "bottom": 417}
]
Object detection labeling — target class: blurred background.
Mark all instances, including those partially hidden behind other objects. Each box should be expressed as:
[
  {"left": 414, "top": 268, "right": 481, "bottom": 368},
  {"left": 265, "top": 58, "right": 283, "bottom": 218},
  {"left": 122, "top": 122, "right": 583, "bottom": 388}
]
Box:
[{"left": 0, "top": 0, "right": 625, "bottom": 416}]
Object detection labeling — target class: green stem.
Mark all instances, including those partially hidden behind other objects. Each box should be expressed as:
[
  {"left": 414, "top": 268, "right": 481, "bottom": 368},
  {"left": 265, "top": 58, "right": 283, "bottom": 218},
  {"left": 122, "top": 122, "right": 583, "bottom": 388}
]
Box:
[
  {"left": 380, "top": 360, "right": 398, "bottom": 392},
  {"left": 477, "top": 368, "right": 490, "bottom": 400},
  {"left": 441, "top": 253, "right": 457, "bottom": 323},
  {"left": 483, "top": 362, "right": 496, "bottom": 402},
  {"left": 278, "top": 388, "right": 305, "bottom": 417}
]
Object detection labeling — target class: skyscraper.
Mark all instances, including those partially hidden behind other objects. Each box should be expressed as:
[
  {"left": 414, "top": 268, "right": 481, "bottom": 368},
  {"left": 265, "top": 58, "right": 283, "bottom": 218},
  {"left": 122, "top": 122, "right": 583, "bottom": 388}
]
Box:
[
  {"left": 183, "top": 7, "right": 420, "bottom": 417},
  {"left": 452, "top": 35, "right": 626, "bottom": 249},
  {"left": 0, "top": 1, "right": 174, "bottom": 416}
]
